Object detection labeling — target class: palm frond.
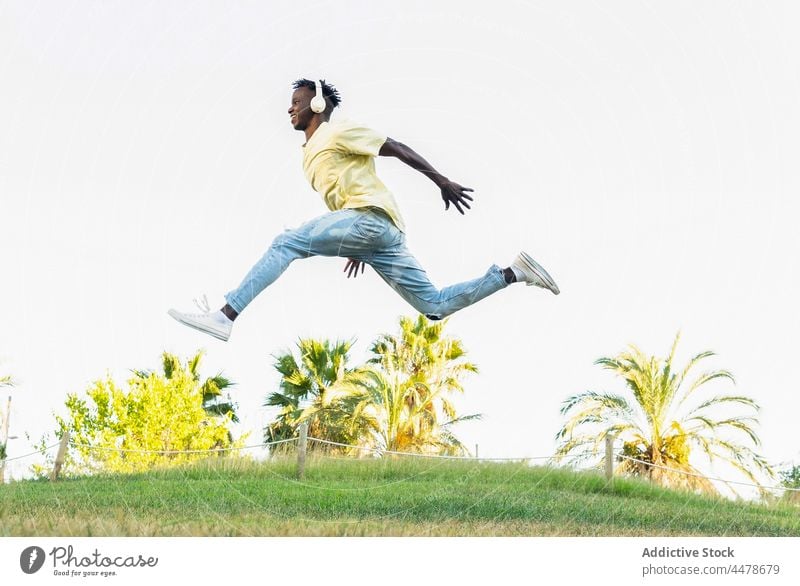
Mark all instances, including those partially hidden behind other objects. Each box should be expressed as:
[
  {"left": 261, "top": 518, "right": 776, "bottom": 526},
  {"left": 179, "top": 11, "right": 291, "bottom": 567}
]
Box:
[
  {"left": 186, "top": 351, "right": 204, "bottom": 379},
  {"left": 264, "top": 391, "right": 299, "bottom": 409},
  {"left": 680, "top": 370, "right": 736, "bottom": 407},
  {"left": 685, "top": 394, "right": 759, "bottom": 416},
  {"left": 675, "top": 350, "right": 716, "bottom": 390},
  {"left": 204, "top": 402, "right": 240, "bottom": 423},
  {"left": 441, "top": 413, "right": 483, "bottom": 427}
]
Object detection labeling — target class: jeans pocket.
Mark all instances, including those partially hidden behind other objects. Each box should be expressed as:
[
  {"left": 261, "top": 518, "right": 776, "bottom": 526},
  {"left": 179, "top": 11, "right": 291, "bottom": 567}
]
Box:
[{"left": 351, "top": 210, "right": 389, "bottom": 241}]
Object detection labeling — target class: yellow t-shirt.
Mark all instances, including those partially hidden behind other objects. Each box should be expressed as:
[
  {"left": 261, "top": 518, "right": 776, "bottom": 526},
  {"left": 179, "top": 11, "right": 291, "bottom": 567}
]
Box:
[{"left": 302, "top": 119, "right": 406, "bottom": 232}]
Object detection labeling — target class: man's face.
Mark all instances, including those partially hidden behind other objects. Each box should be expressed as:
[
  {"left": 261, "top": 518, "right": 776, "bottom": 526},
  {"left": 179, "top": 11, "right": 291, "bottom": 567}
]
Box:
[{"left": 288, "top": 87, "right": 315, "bottom": 131}]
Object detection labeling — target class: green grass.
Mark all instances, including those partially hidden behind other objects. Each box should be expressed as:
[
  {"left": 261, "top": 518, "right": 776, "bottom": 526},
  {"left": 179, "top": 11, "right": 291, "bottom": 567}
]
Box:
[{"left": 1, "top": 457, "right": 798, "bottom": 536}]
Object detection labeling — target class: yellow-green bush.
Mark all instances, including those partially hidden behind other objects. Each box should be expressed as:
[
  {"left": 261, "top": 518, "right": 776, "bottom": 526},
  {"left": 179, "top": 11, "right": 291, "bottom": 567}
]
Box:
[{"left": 44, "top": 352, "right": 244, "bottom": 475}]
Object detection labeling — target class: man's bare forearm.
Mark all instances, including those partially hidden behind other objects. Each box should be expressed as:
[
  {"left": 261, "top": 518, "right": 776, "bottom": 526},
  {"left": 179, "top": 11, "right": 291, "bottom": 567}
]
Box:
[
  {"left": 379, "top": 137, "right": 447, "bottom": 187},
  {"left": 379, "top": 136, "right": 474, "bottom": 214}
]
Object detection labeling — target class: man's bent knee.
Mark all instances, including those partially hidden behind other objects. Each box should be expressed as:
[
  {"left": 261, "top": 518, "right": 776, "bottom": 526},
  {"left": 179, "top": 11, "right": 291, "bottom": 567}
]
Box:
[{"left": 269, "top": 229, "right": 308, "bottom": 260}]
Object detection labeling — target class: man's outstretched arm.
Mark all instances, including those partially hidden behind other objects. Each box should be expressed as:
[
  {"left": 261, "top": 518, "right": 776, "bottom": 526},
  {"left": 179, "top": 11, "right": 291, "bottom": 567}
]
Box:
[{"left": 379, "top": 137, "right": 474, "bottom": 214}]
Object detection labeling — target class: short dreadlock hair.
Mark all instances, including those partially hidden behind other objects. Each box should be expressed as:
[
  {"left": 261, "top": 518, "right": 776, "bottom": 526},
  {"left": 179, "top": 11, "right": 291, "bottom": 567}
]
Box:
[{"left": 292, "top": 78, "right": 342, "bottom": 110}]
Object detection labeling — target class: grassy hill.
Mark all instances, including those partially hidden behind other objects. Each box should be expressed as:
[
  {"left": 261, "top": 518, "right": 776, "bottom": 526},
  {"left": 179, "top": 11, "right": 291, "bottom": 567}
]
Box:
[{"left": 1, "top": 457, "right": 797, "bottom": 536}]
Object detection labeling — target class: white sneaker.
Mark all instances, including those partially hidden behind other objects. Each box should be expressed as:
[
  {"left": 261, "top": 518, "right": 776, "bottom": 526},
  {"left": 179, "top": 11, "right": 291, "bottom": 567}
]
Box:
[
  {"left": 511, "top": 251, "right": 560, "bottom": 295},
  {"left": 167, "top": 295, "right": 233, "bottom": 341}
]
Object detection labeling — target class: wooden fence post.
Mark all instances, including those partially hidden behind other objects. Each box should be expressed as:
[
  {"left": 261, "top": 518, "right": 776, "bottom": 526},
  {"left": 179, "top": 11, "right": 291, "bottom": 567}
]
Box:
[
  {"left": 50, "top": 429, "right": 70, "bottom": 482},
  {"left": 605, "top": 433, "right": 615, "bottom": 482},
  {"left": 0, "top": 395, "right": 10, "bottom": 484},
  {"left": 297, "top": 423, "right": 308, "bottom": 480}
]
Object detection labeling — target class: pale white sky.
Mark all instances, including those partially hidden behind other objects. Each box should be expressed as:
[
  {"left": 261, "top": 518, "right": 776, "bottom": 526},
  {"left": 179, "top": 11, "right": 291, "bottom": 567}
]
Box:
[{"left": 1, "top": 1, "right": 799, "bottom": 486}]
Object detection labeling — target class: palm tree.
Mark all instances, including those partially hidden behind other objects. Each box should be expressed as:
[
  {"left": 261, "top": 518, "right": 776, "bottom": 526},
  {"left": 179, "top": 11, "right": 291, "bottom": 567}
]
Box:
[
  {"left": 352, "top": 315, "right": 480, "bottom": 455},
  {"left": 342, "top": 362, "right": 479, "bottom": 455},
  {"left": 265, "top": 318, "right": 480, "bottom": 456},
  {"left": 263, "top": 338, "right": 374, "bottom": 454},
  {"left": 555, "top": 332, "right": 774, "bottom": 495}
]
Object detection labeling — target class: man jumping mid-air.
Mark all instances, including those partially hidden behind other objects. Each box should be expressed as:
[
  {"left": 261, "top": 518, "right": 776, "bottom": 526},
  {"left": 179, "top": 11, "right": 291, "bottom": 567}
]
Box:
[{"left": 168, "top": 78, "right": 559, "bottom": 341}]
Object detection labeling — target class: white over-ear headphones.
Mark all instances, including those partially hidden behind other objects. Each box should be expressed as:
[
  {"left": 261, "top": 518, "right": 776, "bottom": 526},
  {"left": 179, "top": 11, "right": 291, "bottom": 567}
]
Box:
[{"left": 310, "top": 79, "right": 326, "bottom": 114}]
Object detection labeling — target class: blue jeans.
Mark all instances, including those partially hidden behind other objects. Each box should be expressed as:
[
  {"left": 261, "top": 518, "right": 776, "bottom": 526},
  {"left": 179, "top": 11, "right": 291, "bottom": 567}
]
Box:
[{"left": 224, "top": 208, "right": 508, "bottom": 320}]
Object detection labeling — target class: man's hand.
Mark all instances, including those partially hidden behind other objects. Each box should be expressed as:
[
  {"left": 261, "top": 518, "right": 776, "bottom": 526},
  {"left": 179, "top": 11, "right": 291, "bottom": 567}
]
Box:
[
  {"left": 344, "top": 258, "right": 365, "bottom": 278},
  {"left": 439, "top": 180, "right": 474, "bottom": 214},
  {"left": 379, "top": 138, "right": 475, "bottom": 214}
]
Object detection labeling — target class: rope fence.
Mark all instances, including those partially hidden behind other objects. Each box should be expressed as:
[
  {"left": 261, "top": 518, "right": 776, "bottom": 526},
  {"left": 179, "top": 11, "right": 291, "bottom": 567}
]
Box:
[
  {"left": 2, "top": 441, "right": 61, "bottom": 463},
  {"left": 603, "top": 435, "right": 799, "bottom": 495},
  {"left": 306, "top": 436, "right": 555, "bottom": 462},
  {"left": 2, "top": 426, "right": 798, "bottom": 497},
  {"left": 304, "top": 431, "right": 798, "bottom": 495},
  {"left": 0, "top": 436, "right": 300, "bottom": 482},
  {"left": 616, "top": 453, "right": 800, "bottom": 493}
]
